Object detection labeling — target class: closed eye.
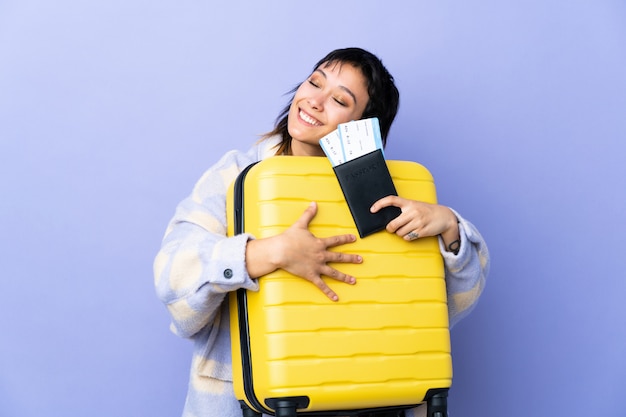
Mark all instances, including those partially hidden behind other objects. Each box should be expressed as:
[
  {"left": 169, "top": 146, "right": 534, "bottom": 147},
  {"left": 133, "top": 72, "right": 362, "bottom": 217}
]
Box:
[{"left": 333, "top": 97, "right": 347, "bottom": 107}]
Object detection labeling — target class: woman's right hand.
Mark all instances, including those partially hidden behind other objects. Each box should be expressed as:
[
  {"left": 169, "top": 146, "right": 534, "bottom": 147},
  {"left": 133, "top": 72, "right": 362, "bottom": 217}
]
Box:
[{"left": 245, "top": 202, "right": 362, "bottom": 301}]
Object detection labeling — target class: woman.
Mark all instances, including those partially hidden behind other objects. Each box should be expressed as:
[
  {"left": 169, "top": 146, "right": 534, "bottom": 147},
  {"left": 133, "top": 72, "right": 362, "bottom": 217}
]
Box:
[{"left": 154, "top": 47, "right": 490, "bottom": 417}]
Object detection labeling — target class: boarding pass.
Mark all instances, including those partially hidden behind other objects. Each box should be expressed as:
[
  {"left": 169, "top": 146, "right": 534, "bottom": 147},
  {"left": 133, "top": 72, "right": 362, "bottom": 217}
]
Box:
[{"left": 319, "top": 117, "right": 384, "bottom": 167}]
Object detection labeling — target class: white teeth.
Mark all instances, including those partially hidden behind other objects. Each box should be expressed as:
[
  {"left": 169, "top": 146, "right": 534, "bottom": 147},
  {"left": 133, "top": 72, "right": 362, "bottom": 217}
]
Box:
[{"left": 299, "top": 110, "right": 321, "bottom": 126}]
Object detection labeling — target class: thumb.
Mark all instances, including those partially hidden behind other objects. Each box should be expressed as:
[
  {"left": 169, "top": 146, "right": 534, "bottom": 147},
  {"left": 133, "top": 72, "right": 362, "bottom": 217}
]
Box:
[
  {"left": 371, "top": 195, "right": 405, "bottom": 213},
  {"left": 294, "top": 202, "right": 317, "bottom": 229}
]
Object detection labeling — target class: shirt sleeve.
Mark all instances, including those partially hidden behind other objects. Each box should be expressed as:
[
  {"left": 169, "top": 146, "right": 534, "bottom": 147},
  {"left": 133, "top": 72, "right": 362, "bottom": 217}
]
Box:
[
  {"left": 438, "top": 208, "right": 491, "bottom": 327},
  {"left": 153, "top": 149, "right": 260, "bottom": 339}
]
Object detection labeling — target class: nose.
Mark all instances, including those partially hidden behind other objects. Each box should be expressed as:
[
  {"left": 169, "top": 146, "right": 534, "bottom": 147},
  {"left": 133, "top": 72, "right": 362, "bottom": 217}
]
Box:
[{"left": 308, "top": 91, "right": 325, "bottom": 111}]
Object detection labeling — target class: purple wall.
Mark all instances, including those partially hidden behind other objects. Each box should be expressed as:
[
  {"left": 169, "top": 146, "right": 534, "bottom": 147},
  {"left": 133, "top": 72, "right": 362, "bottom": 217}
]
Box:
[{"left": 1, "top": 1, "right": 625, "bottom": 416}]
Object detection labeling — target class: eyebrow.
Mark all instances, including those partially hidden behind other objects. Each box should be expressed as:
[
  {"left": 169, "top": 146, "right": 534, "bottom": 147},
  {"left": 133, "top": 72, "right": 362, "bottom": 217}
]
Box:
[{"left": 314, "top": 68, "right": 358, "bottom": 105}]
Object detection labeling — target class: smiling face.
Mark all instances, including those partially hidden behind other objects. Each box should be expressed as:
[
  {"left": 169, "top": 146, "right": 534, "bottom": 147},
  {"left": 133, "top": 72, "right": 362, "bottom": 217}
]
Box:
[{"left": 287, "top": 62, "right": 369, "bottom": 156}]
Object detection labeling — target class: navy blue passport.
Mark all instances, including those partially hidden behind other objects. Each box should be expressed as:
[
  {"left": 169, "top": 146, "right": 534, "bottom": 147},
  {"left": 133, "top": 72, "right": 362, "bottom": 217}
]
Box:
[{"left": 332, "top": 149, "right": 401, "bottom": 238}]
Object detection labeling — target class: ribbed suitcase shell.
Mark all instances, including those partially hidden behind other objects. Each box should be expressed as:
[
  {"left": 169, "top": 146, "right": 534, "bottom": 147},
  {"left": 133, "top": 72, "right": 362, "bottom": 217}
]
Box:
[{"left": 227, "top": 156, "right": 451, "bottom": 416}]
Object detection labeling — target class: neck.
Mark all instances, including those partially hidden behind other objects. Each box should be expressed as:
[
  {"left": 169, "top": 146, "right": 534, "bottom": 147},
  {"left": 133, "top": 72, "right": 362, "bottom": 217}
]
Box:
[{"left": 290, "top": 141, "right": 325, "bottom": 157}]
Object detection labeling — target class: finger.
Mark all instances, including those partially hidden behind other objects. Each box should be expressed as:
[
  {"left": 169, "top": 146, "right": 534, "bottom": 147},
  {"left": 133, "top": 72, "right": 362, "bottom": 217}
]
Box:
[
  {"left": 395, "top": 222, "right": 421, "bottom": 239},
  {"left": 327, "top": 251, "right": 363, "bottom": 264},
  {"left": 322, "top": 266, "right": 357, "bottom": 285},
  {"left": 322, "top": 233, "right": 357, "bottom": 248},
  {"left": 294, "top": 202, "right": 317, "bottom": 228},
  {"left": 310, "top": 276, "right": 339, "bottom": 302},
  {"left": 370, "top": 195, "right": 400, "bottom": 213},
  {"left": 385, "top": 211, "right": 411, "bottom": 234}
]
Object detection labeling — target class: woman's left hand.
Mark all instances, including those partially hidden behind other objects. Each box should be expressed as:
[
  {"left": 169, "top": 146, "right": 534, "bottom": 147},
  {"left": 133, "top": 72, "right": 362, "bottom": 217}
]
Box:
[{"left": 370, "top": 196, "right": 459, "bottom": 246}]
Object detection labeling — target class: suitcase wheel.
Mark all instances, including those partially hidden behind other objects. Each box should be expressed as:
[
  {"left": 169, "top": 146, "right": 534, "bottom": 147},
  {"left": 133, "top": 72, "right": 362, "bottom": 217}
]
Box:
[
  {"left": 239, "top": 401, "right": 261, "bottom": 417},
  {"left": 426, "top": 389, "right": 448, "bottom": 417}
]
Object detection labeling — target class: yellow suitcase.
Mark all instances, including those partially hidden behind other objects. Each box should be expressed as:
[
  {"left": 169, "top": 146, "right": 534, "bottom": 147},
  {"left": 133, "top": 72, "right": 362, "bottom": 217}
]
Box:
[{"left": 227, "top": 155, "right": 451, "bottom": 417}]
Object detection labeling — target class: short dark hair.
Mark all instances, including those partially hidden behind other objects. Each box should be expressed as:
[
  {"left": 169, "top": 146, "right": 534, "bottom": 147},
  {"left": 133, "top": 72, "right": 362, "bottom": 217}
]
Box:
[{"left": 265, "top": 47, "right": 400, "bottom": 155}]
